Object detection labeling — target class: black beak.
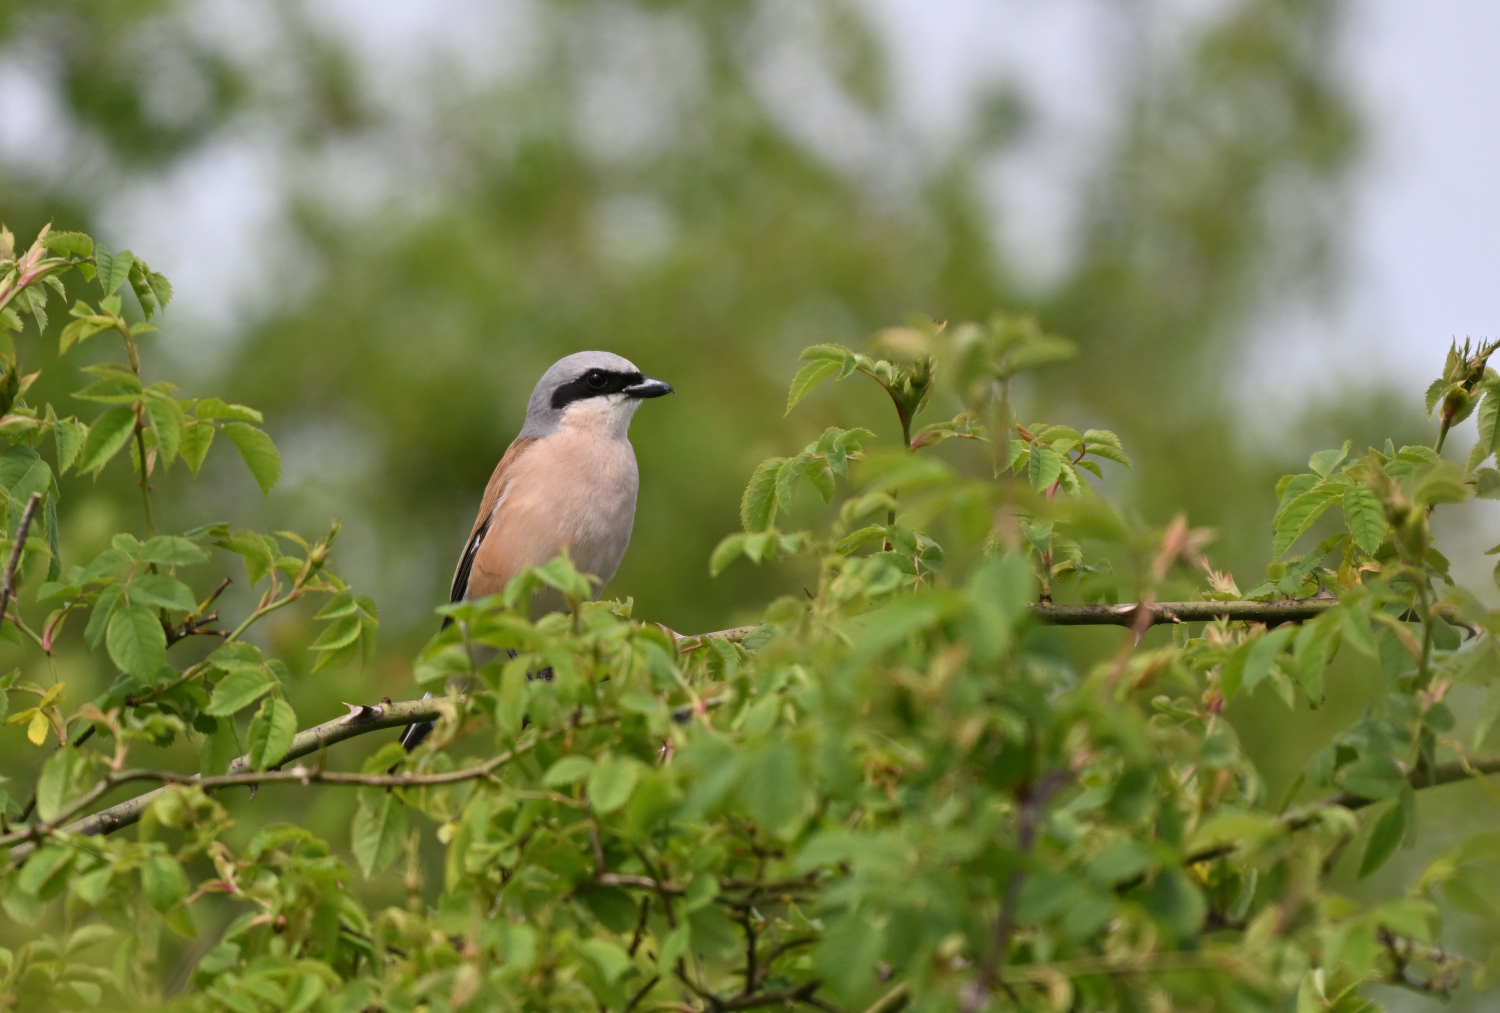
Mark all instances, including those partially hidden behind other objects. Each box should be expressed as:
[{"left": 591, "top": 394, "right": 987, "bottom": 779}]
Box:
[{"left": 624, "top": 377, "right": 674, "bottom": 399}]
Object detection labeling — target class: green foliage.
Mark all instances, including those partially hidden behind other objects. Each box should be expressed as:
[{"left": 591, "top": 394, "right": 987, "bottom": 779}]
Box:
[{"left": 0, "top": 219, "right": 1498, "bottom": 1013}]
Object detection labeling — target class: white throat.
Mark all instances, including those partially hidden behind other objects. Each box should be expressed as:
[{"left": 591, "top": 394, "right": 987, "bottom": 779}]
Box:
[{"left": 559, "top": 394, "right": 641, "bottom": 439}]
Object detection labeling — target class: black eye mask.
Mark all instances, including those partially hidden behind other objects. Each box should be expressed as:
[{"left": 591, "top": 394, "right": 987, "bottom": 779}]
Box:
[{"left": 550, "top": 369, "right": 645, "bottom": 410}]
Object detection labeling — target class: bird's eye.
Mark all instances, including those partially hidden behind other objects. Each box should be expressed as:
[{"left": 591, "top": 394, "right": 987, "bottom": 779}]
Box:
[{"left": 585, "top": 370, "right": 607, "bottom": 389}]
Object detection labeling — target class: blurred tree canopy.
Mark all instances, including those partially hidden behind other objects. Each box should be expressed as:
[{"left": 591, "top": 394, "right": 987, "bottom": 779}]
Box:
[{"left": 0, "top": 0, "right": 1359, "bottom": 643}]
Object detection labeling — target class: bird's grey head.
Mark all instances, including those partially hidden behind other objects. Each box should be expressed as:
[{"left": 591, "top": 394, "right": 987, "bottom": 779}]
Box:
[{"left": 518, "top": 351, "right": 673, "bottom": 440}]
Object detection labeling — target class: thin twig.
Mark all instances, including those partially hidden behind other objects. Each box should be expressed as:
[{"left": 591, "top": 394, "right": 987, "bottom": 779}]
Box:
[{"left": 0, "top": 491, "right": 42, "bottom": 627}]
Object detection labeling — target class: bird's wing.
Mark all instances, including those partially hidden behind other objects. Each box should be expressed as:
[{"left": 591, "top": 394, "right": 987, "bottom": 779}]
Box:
[{"left": 450, "top": 437, "right": 536, "bottom": 603}]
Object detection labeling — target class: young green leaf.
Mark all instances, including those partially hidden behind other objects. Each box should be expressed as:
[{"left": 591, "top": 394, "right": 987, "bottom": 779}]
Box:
[
  {"left": 96, "top": 248, "right": 135, "bottom": 297},
  {"left": 587, "top": 756, "right": 640, "bottom": 813},
  {"left": 106, "top": 603, "right": 166, "bottom": 680},
  {"left": 246, "top": 697, "right": 297, "bottom": 771},
  {"left": 1341, "top": 484, "right": 1387, "bottom": 555},
  {"left": 128, "top": 574, "right": 199, "bottom": 612},
  {"left": 76, "top": 406, "right": 137, "bottom": 475},
  {"left": 205, "top": 670, "right": 276, "bottom": 717},
  {"left": 786, "top": 359, "right": 840, "bottom": 414},
  {"left": 740, "top": 458, "right": 784, "bottom": 532},
  {"left": 179, "top": 420, "right": 214, "bottom": 474},
  {"left": 1358, "top": 803, "right": 1405, "bottom": 879},
  {"left": 351, "top": 788, "right": 407, "bottom": 879},
  {"left": 222, "top": 423, "right": 280, "bottom": 495},
  {"left": 1029, "top": 445, "right": 1063, "bottom": 492},
  {"left": 141, "top": 854, "right": 189, "bottom": 912},
  {"left": 1273, "top": 483, "right": 1343, "bottom": 557}
]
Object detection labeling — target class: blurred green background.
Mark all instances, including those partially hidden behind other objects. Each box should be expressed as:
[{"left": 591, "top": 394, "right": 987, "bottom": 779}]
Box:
[{"left": 1, "top": 0, "right": 1496, "bottom": 1006}]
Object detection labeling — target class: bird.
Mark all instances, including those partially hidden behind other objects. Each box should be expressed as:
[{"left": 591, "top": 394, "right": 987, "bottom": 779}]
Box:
[{"left": 397, "top": 351, "right": 673, "bottom": 753}]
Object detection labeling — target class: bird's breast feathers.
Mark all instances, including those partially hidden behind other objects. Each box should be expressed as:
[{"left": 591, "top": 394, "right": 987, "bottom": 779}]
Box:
[{"left": 464, "top": 426, "right": 640, "bottom": 602}]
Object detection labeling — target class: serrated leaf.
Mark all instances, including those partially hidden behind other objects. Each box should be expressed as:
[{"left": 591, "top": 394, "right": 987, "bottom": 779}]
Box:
[
  {"left": 222, "top": 423, "right": 280, "bottom": 495},
  {"left": 246, "top": 698, "right": 296, "bottom": 771},
  {"left": 41, "top": 232, "right": 92, "bottom": 258},
  {"left": 106, "top": 604, "right": 165, "bottom": 679},
  {"left": 351, "top": 788, "right": 406, "bottom": 879},
  {"left": 1273, "top": 483, "right": 1342, "bottom": 557},
  {"left": 310, "top": 615, "right": 362, "bottom": 652},
  {"left": 1243, "top": 626, "right": 1295, "bottom": 694},
  {"left": 1029, "top": 445, "right": 1062, "bottom": 491},
  {"left": 786, "top": 359, "right": 840, "bottom": 414},
  {"left": 52, "top": 416, "right": 85, "bottom": 474},
  {"left": 740, "top": 458, "right": 783, "bottom": 532},
  {"left": 96, "top": 248, "right": 134, "bottom": 296},
  {"left": 205, "top": 670, "right": 275, "bottom": 716},
  {"left": 774, "top": 454, "right": 809, "bottom": 513},
  {"left": 1425, "top": 378, "right": 1448, "bottom": 418},
  {"left": 128, "top": 574, "right": 198, "bottom": 612},
  {"left": 144, "top": 392, "right": 185, "bottom": 468},
  {"left": 139, "top": 535, "right": 210, "bottom": 566},
  {"left": 1341, "top": 484, "right": 1386, "bottom": 555},
  {"left": 76, "top": 406, "right": 137, "bottom": 474},
  {"left": 179, "top": 420, "right": 214, "bottom": 474},
  {"left": 193, "top": 398, "right": 262, "bottom": 423}
]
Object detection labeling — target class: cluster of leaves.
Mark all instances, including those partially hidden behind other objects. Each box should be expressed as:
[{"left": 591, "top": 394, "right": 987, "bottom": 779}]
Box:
[{"left": 0, "top": 223, "right": 1498, "bottom": 1013}]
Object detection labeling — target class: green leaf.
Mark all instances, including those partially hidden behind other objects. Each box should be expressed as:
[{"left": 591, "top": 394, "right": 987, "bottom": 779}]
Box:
[
  {"left": 1359, "top": 803, "right": 1406, "bottom": 879},
  {"left": 198, "top": 717, "right": 239, "bottom": 777},
  {"left": 246, "top": 698, "right": 297, "bottom": 771},
  {"left": 106, "top": 604, "right": 165, "bottom": 679},
  {"left": 1029, "top": 445, "right": 1062, "bottom": 491},
  {"left": 75, "top": 406, "right": 137, "bottom": 475},
  {"left": 18, "top": 844, "right": 73, "bottom": 897},
  {"left": 1242, "top": 626, "right": 1295, "bottom": 694},
  {"left": 222, "top": 423, "right": 280, "bottom": 495},
  {"left": 1341, "top": 485, "right": 1386, "bottom": 555},
  {"left": 144, "top": 392, "right": 185, "bottom": 468},
  {"left": 543, "top": 755, "right": 594, "bottom": 787},
  {"left": 786, "top": 359, "right": 840, "bottom": 414},
  {"left": 1273, "top": 483, "right": 1342, "bottom": 557},
  {"left": 1474, "top": 392, "right": 1500, "bottom": 468},
  {"left": 1339, "top": 755, "right": 1407, "bottom": 801},
  {"left": 577, "top": 938, "right": 631, "bottom": 986},
  {"left": 740, "top": 458, "right": 784, "bottom": 532},
  {"left": 709, "top": 533, "right": 747, "bottom": 576},
  {"left": 193, "top": 398, "right": 262, "bottom": 423},
  {"left": 53, "top": 417, "right": 85, "bottom": 474},
  {"left": 737, "top": 743, "right": 802, "bottom": 833},
  {"left": 205, "top": 670, "right": 275, "bottom": 716},
  {"left": 139, "top": 535, "right": 210, "bottom": 566},
  {"left": 96, "top": 248, "right": 134, "bottom": 296},
  {"left": 35, "top": 747, "right": 79, "bottom": 822},
  {"left": 814, "top": 910, "right": 883, "bottom": 998},
  {"left": 179, "top": 420, "right": 214, "bottom": 474},
  {"left": 587, "top": 756, "right": 640, "bottom": 813},
  {"left": 84, "top": 585, "right": 121, "bottom": 652},
  {"left": 128, "top": 574, "right": 198, "bottom": 612},
  {"left": 217, "top": 531, "right": 278, "bottom": 586},
  {"left": 141, "top": 854, "right": 189, "bottom": 912},
  {"left": 41, "top": 232, "right": 92, "bottom": 257},
  {"left": 351, "top": 788, "right": 407, "bottom": 878},
  {"left": 774, "top": 454, "right": 809, "bottom": 513},
  {"left": 1309, "top": 442, "right": 1351, "bottom": 477}
]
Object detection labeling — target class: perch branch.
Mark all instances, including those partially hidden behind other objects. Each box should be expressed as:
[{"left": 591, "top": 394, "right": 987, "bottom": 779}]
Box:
[{"left": 0, "top": 492, "right": 42, "bottom": 628}]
